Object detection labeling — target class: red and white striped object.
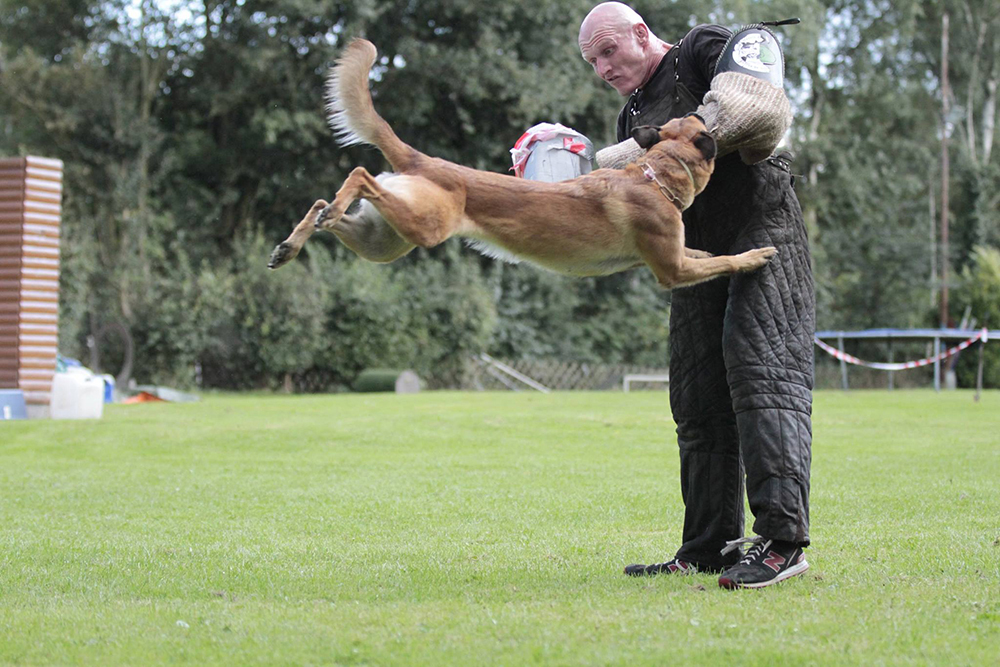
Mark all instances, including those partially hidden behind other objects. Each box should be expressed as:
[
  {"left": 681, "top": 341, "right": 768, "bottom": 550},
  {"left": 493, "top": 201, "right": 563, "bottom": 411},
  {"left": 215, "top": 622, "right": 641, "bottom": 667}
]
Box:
[
  {"left": 510, "top": 123, "right": 589, "bottom": 178},
  {"left": 814, "top": 329, "right": 988, "bottom": 371}
]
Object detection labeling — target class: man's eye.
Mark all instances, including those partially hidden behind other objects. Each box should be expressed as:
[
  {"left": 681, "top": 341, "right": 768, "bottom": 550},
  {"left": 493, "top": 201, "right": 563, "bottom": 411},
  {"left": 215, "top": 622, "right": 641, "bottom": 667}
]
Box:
[{"left": 604, "top": 48, "right": 614, "bottom": 56}]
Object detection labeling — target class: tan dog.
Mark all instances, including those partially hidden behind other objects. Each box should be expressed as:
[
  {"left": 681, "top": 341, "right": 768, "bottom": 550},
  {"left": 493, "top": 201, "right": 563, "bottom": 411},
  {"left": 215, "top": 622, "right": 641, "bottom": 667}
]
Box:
[{"left": 268, "top": 39, "right": 776, "bottom": 287}]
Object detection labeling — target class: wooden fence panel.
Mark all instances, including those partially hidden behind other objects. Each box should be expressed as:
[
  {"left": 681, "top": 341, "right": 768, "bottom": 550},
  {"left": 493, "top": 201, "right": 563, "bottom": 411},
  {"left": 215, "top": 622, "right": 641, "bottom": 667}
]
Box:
[
  {"left": 0, "top": 156, "right": 63, "bottom": 406},
  {"left": 464, "top": 357, "right": 670, "bottom": 391}
]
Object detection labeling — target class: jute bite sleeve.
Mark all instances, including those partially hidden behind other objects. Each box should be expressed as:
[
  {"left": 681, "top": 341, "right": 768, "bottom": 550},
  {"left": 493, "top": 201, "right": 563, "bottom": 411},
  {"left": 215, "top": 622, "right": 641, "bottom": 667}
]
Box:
[
  {"left": 595, "top": 138, "right": 646, "bottom": 170},
  {"left": 695, "top": 71, "right": 792, "bottom": 165}
]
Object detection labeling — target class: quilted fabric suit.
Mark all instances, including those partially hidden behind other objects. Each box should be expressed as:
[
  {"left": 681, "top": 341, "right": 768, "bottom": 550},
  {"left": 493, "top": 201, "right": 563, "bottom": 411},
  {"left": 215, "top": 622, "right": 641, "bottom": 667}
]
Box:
[{"left": 617, "top": 25, "right": 815, "bottom": 569}]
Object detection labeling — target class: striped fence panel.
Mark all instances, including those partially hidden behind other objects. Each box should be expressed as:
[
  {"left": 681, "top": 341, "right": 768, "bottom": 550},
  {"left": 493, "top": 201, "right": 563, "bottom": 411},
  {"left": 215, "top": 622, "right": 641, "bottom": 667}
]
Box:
[{"left": 0, "top": 156, "right": 63, "bottom": 406}]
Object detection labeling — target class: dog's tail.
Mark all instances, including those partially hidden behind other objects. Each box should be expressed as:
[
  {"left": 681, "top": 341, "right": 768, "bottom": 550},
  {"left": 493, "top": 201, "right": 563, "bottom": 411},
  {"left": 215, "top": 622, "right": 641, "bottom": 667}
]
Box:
[{"left": 326, "top": 39, "right": 417, "bottom": 171}]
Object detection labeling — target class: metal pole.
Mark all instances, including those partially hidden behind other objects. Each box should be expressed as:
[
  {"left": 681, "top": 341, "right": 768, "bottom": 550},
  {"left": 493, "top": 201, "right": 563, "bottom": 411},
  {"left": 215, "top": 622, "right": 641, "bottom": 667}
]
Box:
[
  {"left": 929, "top": 172, "right": 936, "bottom": 310},
  {"left": 838, "top": 335, "right": 849, "bottom": 391},
  {"left": 934, "top": 336, "right": 941, "bottom": 392},
  {"left": 975, "top": 341, "right": 984, "bottom": 402},
  {"left": 888, "top": 339, "right": 895, "bottom": 390},
  {"left": 975, "top": 332, "right": 986, "bottom": 402}
]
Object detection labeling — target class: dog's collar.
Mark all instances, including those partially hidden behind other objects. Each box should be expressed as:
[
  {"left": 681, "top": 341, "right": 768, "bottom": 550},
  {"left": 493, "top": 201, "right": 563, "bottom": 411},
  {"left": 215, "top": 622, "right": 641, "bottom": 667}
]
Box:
[{"left": 638, "top": 156, "right": 695, "bottom": 210}]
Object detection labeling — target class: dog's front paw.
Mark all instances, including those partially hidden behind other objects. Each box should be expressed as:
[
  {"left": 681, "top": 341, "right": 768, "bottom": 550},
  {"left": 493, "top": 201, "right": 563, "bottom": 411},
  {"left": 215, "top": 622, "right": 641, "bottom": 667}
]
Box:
[
  {"left": 737, "top": 246, "right": 778, "bottom": 272},
  {"left": 268, "top": 241, "right": 299, "bottom": 270}
]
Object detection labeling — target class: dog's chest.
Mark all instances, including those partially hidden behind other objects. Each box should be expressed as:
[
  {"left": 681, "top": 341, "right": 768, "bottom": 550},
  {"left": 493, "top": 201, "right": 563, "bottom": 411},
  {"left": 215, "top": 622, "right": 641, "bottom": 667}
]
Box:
[{"left": 462, "top": 235, "right": 641, "bottom": 277}]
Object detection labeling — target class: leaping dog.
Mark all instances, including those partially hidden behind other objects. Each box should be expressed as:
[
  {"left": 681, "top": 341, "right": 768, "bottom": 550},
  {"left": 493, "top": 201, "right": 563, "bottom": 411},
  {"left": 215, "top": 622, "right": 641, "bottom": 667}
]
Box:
[{"left": 268, "top": 39, "right": 776, "bottom": 287}]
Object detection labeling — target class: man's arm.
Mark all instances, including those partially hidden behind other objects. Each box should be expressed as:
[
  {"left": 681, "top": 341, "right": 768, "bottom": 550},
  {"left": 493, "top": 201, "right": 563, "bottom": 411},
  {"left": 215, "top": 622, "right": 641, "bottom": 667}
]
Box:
[
  {"left": 595, "top": 138, "right": 646, "bottom": 170},
  {"left": 694, "top": 25, "right": 792, "bottom": 164},
  {"left": 595, "top": 25, "right": 792, "bottom": 169},
  {"left": 595, "top": 77, "right": 791, "bottom": 169}
]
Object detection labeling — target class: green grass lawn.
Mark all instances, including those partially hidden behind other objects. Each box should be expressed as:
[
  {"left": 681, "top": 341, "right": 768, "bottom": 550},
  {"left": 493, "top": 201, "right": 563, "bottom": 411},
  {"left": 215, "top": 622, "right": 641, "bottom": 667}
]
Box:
[{"left": 1, "top": 390, "right": 998, "bottom": 665}]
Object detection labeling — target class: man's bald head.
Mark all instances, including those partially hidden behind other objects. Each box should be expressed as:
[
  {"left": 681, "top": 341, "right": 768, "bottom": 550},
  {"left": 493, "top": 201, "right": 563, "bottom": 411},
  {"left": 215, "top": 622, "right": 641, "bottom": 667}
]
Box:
[
  {"left": 578, "top": 2, "right": 670, "bottom": 96},
  {"left": 578, "top": 2, "right": 645, "bottom": 50}
]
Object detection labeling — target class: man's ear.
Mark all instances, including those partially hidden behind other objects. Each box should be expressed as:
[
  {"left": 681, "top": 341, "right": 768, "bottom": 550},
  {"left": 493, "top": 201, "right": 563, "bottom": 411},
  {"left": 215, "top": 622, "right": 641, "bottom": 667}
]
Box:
[
  {"left": 634, "top": 23, "right": 648, "bottom": 45},
  {"left": 631, "top": 125, "right": 661, "bottom": 150}
]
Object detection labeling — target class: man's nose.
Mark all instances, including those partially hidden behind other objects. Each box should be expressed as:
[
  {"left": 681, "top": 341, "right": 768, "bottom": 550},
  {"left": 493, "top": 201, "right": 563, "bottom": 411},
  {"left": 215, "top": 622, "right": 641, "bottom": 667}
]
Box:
[{"left": 598, "top": 60, "right": 613, "bottom": 79}]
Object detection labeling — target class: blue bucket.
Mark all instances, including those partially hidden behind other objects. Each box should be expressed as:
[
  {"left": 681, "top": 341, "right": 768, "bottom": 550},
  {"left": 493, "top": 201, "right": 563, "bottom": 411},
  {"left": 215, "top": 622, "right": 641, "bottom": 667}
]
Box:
[
  {"left": 0, "top": 389, "right": 28, "bottom": 420},
  {"left": 102, "top": 375, "right": 116, "bottom": 403}
]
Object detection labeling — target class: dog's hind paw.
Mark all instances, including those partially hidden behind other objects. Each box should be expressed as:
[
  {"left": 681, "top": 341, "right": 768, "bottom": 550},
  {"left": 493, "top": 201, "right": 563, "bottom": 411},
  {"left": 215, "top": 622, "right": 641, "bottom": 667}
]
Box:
[
  {"left": 267, "top": 241, "right": 298, "bottom": 270},
  {"left": 314, "top": 205, "right": 334, "bottom": 230}
]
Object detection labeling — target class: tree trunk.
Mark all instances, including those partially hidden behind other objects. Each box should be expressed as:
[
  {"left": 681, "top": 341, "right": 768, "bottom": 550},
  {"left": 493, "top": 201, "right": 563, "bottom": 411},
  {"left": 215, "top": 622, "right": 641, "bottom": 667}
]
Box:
[
  {"left": 940, "top": 11, "right": 950, "bottom": 328},
  {"left": 961, "top": 7, "right": 986, "bottom": 166},
  {"left": 983, "top": 78, "right": 997, "bottom": 164},
  {"left": 802, "top": 51, "right": 825, "bottom": 242}
]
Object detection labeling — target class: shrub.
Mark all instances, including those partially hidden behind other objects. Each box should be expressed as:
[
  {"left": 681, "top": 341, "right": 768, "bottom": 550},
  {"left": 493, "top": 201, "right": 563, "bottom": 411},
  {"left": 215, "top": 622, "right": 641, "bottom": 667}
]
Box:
[
  {"left": 953, "top": 246, "right": 1000, "bottom": 388},
  {"left": 308, "top": 246, "right": 497, "bottom": 388}
]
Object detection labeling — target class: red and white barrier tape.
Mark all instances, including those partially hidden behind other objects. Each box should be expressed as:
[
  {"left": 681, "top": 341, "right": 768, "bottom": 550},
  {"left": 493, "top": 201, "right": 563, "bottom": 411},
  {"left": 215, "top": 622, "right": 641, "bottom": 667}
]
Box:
[{"left": 814, "top": 329, "right": 988, "bottom": 371}]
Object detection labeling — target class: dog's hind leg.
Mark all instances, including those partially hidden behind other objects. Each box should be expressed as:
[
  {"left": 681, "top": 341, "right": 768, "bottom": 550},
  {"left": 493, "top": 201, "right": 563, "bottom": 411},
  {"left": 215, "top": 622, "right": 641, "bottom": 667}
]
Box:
[
  {"left": 326, "top": 199, "right": 415, "bottom": 263},
  {"left": 317, "top": 169, "right": 463, "bottom": 249},
  {"left": 268, "top": 199, "right": 329, "bottom": 270},
  {"left": 269, "top": 166, "right": 381, "bottom": 270}
]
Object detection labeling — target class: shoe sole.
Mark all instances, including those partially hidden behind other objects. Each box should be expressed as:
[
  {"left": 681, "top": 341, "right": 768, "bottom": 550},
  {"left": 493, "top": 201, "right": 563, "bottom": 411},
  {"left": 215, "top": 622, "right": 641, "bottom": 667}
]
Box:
[
  {"left": 718, "top": 560, "right": 809, "bottom": 590},
  {"left": 624, "top": 564, "right": 698, "bottom": 577}
]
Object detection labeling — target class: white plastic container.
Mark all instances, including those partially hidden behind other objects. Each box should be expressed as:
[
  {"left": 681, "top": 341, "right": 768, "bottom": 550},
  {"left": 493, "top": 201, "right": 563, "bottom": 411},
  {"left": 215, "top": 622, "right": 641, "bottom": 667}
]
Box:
[
  {"left": 510, "top": 123, "right": 595, "bottom": 182},
  {"left": 522, "top": 136, "right": 595, "bottom": 182},
  {"left": 50, "top": 368, "right": 105, "bottom": 419}
]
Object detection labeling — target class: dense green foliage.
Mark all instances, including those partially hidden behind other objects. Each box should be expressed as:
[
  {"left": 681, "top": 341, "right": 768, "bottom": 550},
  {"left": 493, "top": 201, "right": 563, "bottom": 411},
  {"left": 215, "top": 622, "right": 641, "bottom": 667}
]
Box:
[
  {"left": 2, "top": 0, "right": 999, "bottom": 388},
  {"left": 2, "top": 391, "right": 998, "bottom": 663},
  {"left": 954, "top": 246, "right": 1000, "bottom": 385}
]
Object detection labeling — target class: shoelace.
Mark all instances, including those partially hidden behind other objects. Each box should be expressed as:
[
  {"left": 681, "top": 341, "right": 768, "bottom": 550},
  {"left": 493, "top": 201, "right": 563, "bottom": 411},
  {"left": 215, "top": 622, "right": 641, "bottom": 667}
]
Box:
[
  {"left": 649, "top": 559, "right": 694, "bottom": 572},
  {"left": 720, "top": 535, "right": 768, "bottom": 564}
]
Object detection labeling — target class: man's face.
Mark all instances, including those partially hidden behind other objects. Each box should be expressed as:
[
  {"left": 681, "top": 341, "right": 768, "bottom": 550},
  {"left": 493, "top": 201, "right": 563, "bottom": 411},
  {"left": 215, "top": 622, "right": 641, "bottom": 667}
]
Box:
[{"left": 580, "top": 24, "right": 648, "bottom": 96}]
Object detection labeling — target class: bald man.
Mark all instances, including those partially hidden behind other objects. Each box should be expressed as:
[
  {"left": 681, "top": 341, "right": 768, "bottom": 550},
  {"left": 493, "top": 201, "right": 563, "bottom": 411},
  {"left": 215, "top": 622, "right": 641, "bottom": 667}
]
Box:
[{"left": 580, "top": 3, "right": 815, "bottom": 590}]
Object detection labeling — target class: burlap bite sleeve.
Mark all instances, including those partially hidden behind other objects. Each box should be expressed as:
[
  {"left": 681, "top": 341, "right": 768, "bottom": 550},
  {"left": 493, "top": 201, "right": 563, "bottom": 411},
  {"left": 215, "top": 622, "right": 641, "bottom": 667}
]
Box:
[
  {"left": 695, "top": 71, "right": 792, "bottom": 165},
  {"left": 595, "top": 138, "right": 646, "bottom": 170}
]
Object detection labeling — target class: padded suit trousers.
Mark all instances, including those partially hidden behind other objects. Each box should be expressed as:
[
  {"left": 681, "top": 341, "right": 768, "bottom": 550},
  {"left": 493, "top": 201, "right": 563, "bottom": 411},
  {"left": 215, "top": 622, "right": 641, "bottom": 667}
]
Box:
[{"left": 669, "top": 154, "right": 815, "bottom": 570}]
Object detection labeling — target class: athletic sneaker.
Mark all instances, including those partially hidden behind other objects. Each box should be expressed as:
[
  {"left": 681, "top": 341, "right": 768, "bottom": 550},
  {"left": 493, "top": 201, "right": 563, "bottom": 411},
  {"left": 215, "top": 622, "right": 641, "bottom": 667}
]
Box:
[
  {"left": 717, "top": 536, "right": 809, "bottom": 589},
  {"left": 624, "top": 558, "right": 700, "bottom": 577}
]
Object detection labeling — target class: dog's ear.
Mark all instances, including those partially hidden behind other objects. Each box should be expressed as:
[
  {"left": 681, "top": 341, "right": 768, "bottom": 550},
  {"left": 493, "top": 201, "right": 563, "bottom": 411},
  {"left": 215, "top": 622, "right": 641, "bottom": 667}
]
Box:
[
  {"left": 693, "top": 131, "right": 717, "bottom": 160},
  {"left": 631, "top": 125, "right": 662, "bottom": 150}
]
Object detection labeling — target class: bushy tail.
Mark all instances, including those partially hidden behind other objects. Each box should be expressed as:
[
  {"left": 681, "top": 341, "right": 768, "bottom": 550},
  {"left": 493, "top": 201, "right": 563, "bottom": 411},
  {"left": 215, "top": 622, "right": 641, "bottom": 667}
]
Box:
[{"left": 326, "top": 39, "right": 416, "bottom": 170}]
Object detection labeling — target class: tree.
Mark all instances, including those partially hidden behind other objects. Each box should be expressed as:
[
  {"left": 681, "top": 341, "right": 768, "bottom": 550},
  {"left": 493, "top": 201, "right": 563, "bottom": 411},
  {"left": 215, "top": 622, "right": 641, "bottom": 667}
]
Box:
[{"left": 4, "top": 0, "right": 996, "bottom": 389}]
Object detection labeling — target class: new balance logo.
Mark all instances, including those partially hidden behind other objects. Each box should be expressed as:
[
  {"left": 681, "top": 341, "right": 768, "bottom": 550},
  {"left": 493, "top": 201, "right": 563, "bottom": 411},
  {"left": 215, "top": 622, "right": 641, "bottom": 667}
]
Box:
[{"left": 763, "top": 551, "right": 786, "bottom": 572}]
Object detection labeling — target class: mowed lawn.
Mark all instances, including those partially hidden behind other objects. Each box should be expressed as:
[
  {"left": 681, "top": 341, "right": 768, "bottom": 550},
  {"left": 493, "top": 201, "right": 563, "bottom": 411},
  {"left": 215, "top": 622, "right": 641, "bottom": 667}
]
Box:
[{"left": 1, "top": 390, "right": 998, "bottom": 665}]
